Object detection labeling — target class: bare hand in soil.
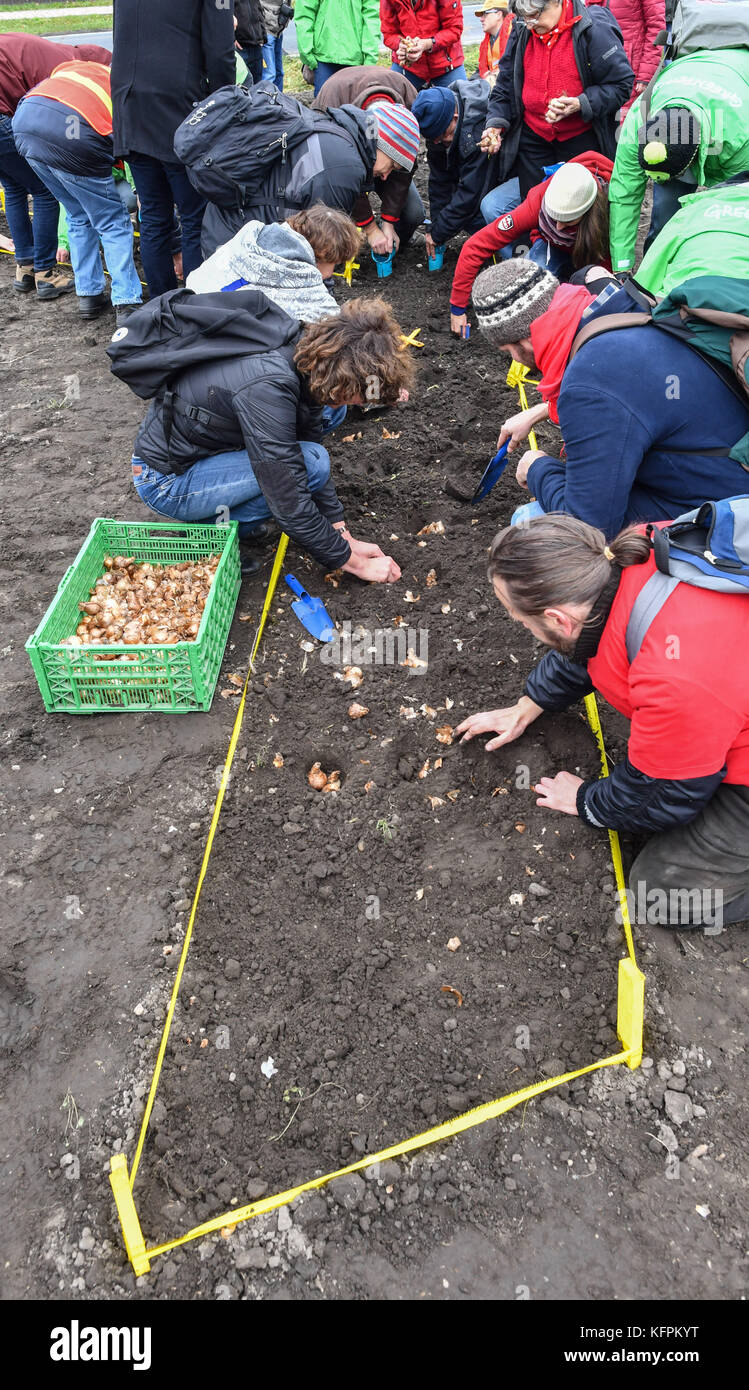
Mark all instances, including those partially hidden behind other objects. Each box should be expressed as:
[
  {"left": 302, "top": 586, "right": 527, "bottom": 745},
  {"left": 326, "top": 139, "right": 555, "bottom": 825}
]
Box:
[
  {"left": 451, "top": 312, "right": 468, "bottom": 337},
  {"left": 425, "top": 232, "right": 437, "bottom": 260},
  {"left": 498, "top": 403, "right": 549, "bottom": 453},
  {"left": 480, "top": 126, "right": 504, "bottom": 154},
  {"left": 534, "top": 770, "right": 583, "bottom": 814},
  {"left": 365, "top": 221, "right": 398, "bottom": 256},
  {"left": 456, "top": 697, "right": 542, "bottom": 750},
  {"left": 343, "top": 551, "right": 401, "bottom": 583}
]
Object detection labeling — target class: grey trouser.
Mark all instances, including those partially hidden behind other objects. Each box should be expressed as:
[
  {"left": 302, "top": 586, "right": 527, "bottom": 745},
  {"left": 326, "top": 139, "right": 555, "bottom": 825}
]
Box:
[{"left": 628, "top": 783, "right": 749, "bottom": 929}]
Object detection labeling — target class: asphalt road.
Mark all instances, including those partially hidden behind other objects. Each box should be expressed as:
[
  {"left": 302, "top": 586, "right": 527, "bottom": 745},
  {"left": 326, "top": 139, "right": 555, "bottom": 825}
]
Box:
[{"left": 55, "top": 16, "right": 486, "bottom": 54}]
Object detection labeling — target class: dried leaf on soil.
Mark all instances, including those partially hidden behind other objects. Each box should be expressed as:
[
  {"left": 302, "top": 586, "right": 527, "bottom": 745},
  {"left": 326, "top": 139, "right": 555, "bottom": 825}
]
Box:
[
  {"left": 491, "top": 786, "right": 509, "bottom": 796},
  {"left": 238, "top": 613, "right": 253, "bottom": 622},
  {"left": 417, "top": 520, "right": 446, "bottom": 536},
  {"left": 399, "top": 705, "right": 418, "bottom": 720},
  {"left": 425, "top": 569, "right": 437, "bottom": 587},
  {"left": 445, "top": 789, "right": 460, "bottom": 801},
  {"left": 401, "top": 648, "right": 427, "bottom": 669},
  {"left": 427, "top": 796, "right": 444, "bottom": 809},
  {"left": 381, "top": 427, "right": 401, "bottom": 439},
  {"left": 227, "top": 672, "right": 244, "bottom": 687},
  {"left": 364, "top": 780, "right": 376, "bottom": 793},
  {"left": 220, "top": 687, "right": 241, "bottom": 698},
  {"left": 515, "top": 822, "right": 526, "bottom": 833},
  {"left": 403, "top": 590, "right": 420, "bottom": 603},
  {"left": 342, "top": 432, "right": 363, "bottom": 443},
  {"left": 446, "top": 936, "right": 461, "bottom": 952},
  {"left": 436, "top": 725, "right": 453, "bottom": 745},
  {"left": 417, "top": 759, "right": 431, "bottom": 779},
  {"left": 348, "top": 702, "right": 369, "bottom": 719},
  {"left": 324, "top": 570, "right": 343, "bottom": 587},
  {"left": 420, "top": 703, "right": 437, "bottom": 718},
  {"left": 441, "top": 984, "right": 463, "bottom": 1006},
  {"left": 272, "top": 753, "right": 284, "bottom": 768}
]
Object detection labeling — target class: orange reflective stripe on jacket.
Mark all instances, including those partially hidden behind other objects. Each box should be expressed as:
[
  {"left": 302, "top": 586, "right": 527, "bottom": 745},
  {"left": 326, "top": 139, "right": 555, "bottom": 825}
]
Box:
[{"left": 29, "top": 61, "right": 113, "bottom": 136}]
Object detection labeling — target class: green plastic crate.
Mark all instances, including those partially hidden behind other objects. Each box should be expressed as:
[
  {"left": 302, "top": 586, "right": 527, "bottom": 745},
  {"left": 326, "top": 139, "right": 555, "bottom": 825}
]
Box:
[{"left": 26, "top": 519, "right": 241, "bottom": 713}]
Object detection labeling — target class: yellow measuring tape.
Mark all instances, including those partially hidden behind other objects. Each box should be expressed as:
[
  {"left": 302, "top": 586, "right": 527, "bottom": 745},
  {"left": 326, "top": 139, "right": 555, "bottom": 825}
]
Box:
[
  {"left": 110, "top": 538, "right": 644, "bottom": 1275},
  {"left": 333, "top": 257, "right": 360, "bottom": 287}
]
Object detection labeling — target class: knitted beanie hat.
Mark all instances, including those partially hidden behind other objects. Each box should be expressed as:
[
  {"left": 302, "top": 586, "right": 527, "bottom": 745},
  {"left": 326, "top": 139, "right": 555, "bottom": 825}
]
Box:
[
  {"left": 638, "top": 106, "right": 701, "bottom": 177},
  {"left": 412, "top": 86, "right": 458, "bottom": 140},
  {"left": 472, "top": 259, "right": 559, "bottom": 346},
  {"left": 372, "top": 101, "right": 420, "bottom": 170},
  {"left": 542, "top": 162, "right": 598, "bottom": 222}
]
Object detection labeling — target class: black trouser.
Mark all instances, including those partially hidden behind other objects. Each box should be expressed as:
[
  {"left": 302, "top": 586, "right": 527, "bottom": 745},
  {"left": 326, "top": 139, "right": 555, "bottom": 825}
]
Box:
[
  {"left": 511, "top": 124, "right": 602, "bottom": 198},
  {"left": 628, "top": 783, "right": 749, "bottom": 928},
  {"left": 237, "top": 44, "right": 264, "bottom": 85}
]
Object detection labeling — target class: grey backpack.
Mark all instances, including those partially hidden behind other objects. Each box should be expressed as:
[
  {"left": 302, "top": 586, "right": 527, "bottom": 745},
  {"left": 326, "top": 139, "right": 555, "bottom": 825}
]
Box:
[{"left": 669, "top": 0, "right": 749, "bottom": 56}]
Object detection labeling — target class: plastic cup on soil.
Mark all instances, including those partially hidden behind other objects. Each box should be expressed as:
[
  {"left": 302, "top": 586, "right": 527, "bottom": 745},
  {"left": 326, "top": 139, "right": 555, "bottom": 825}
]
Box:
[
  {"left": 372, "top": 248, "right": 394, "bottom": 279},
  {"left": 428, "top": 244, "right": 446, "bottom": 273}
]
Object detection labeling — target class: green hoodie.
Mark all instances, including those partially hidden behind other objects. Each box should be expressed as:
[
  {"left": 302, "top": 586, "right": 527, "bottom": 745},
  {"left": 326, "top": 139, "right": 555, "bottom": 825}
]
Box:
[
  {"left": 609, "top": 48, "right": 749, "bottom": 273},
  {"left": 295, "top": 0, "right": 381, "bottom": 70},
  {"left": 636, "top": 185, "right": 749, "bottom": 297}
]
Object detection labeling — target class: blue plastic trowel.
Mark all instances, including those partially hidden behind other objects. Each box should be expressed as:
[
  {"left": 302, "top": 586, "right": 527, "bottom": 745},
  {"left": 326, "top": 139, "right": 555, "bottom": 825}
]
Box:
[{"left": 285, "top": 574, "right": 335, "bottom": 643}]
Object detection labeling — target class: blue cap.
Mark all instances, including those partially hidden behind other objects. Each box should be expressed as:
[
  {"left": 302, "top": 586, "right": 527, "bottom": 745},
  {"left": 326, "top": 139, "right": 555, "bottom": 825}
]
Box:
[{"left": 412, "top": 87, "right": 457, "bottom": 140}]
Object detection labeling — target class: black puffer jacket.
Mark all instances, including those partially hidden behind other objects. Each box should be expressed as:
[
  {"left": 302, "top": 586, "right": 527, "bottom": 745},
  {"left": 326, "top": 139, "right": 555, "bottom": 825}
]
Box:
[
  {"left": 133, "top": 296, "right": 351, "bottom": 570},
  {"left": 202, "top": 102, "right": 379, "bottom": 255},
  {"left": 426, "top": 78, "right": 498, "bottom": 244},
  {"left": 234, "top": 0, "right": 266, "bottom": 47},
  {"left": 486, "top": 0, "right": 633, "bottom": 179}
]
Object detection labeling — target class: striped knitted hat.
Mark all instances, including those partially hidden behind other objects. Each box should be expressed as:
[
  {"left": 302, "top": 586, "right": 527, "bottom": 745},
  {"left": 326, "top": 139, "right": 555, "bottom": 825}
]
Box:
[
  {"left": 472, "top": 259, "right": 559, "bottom": 347},
  {"left": 372, "top": 101, "right": 420, "bottom": 171}
]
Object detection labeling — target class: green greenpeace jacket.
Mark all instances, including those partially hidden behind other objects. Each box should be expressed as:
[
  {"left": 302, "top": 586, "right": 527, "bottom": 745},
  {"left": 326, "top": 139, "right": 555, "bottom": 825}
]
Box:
[
  {"left": 294, "top": 0, "right": 381, "bottom": 69},
  {"left": 609, "top": 48, "right": 749, "bottom": 273},
  {"left": 636, "top": 185, "right": 749, "bottom": 297}
]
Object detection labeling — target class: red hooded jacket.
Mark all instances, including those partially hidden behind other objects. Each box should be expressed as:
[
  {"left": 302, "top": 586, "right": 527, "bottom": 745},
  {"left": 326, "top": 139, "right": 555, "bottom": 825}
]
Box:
[
  {"left": 609, "top": 0, "right": 664, "bottom": 112},
  {"left": 450, "top": 149, "right": 613, "bottom": 311},
  {"left": 380, "top": 0, "right": 464, "bottom": 81}
]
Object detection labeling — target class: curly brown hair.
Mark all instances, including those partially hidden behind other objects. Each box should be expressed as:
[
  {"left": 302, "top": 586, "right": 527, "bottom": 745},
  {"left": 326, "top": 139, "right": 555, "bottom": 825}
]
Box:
[
  {"left": 295, "top": 297, "right": 416, "bottom": 407},
  {"left": 286, "top": 205, "right": 362, "bottom": 268}
]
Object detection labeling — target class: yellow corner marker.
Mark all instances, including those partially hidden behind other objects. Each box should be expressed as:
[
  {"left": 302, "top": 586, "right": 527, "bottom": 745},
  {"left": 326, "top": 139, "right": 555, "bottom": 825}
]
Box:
[
  {"left": 506, "top": 361, "right": 540, "bottom": 450},
  {"left": 109, "top": 1154, "right": 150, "bottom": 1276},
  {"left": 617, "top": 958, "right": 645, "bottom": 1068},
  {"left": 333, "top": 257, "right": 360, "bottom": 286},
  {"left": 400, "top": 327, "right": 424, "bottom": 349}
]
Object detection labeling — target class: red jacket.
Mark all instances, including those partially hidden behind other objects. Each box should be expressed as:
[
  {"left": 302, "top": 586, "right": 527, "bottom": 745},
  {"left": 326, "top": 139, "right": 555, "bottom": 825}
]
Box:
[
  {"left": 588, "top": 549, "right": 749, "bottom": 786},
  {"left": 609, "top": 0, "right": 664, "bottom": 109},
  {"left": 450, "top": 149, "right": 613, "bottom": 310},
  {"left": 380, "top": 0, "right": 464, "bottom": 81},
  {"left": 0, "top": 32, "right": 111, "bottom": 117},
  {"left": 478, "top": 15, "right": 513, "bottom": 79}
]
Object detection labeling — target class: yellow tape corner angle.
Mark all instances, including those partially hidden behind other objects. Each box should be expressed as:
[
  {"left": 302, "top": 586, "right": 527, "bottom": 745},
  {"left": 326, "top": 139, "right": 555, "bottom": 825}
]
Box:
[
  {"left": 617, "top": 957, "right": 645, "bottom": 1069},
  {"left": 110, "top": 1153, "right": 151, "bottom": 1276}
]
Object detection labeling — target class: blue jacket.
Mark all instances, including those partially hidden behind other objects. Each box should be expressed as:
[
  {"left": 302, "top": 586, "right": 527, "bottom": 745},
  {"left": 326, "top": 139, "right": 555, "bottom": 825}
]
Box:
[
  {"left": 426, "top": 78, "right": 496, "bottom": 245},
  {"left": 526, "top": 288, "right": 749, "bottom": 540}
]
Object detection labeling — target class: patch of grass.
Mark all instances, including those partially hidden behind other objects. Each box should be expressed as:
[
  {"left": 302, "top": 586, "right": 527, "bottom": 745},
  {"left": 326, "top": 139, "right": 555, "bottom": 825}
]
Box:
[{"left": 1, "top": 15, "right": 113, "bottom": 35}]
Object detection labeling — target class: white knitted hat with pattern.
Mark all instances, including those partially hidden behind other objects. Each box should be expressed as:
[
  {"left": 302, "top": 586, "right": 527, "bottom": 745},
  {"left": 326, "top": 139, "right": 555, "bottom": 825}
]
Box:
[{"left": 472, "top": 259, "right": 559, "bottom": 346}]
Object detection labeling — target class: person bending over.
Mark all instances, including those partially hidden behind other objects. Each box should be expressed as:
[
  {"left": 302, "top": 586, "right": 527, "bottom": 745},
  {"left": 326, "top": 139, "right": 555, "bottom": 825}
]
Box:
[
  {"left": 131, "top": 297, "right": 412, "bottom": 583},
  {"left": 457, "top": 513, "right": 749, "bottom": 929}
]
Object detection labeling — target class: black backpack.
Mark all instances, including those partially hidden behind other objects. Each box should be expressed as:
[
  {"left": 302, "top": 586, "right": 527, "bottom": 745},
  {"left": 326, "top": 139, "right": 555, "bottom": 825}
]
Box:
[
  {"left": 106, "top": 286, "right": 298, "bottom": 458},
  {"left": 173, "top": 80, "right": 319, "bottom": 213}
]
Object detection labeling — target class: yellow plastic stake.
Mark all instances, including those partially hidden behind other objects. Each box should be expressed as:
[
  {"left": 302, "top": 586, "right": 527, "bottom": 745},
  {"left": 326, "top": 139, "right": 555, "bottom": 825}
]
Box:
[
  {"left": 400, "top": 327, "right": 424, "bottom": 349},
  {"left": 333, "top": 257, "right": 360, "bottom": 286},
  {"left": 109, "top": 1154, "right": 150, "bottom": 1276}
]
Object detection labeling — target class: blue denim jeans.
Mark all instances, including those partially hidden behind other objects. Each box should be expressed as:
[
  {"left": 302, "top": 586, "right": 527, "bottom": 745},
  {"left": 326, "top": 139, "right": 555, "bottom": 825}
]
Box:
[
  {"left": 0, "top": 113, "right": 59, "bottom": 269},
  {"left": 132, "top": 442, "right": 332, "bottom": 535},
  {"left": 511, "top": 499, "right": 545, "bottom": 527},
  {"left": 126, "top": 152, "right": 206, "bottom": 296},
  {"left": 262, "top": 34, "right": 284, "bottom": 89},
  {"left": 390, "top": 63, "right": 467, "bottom": 91},
  {"left": 313, "top": 61, "right": 348, "bottom": 95},
  {"left": 237, "top": 43, "right": 264, "bottom": 85},
  {"left": 26, "top": 158, "right": 142, "bottom": 303},
  {"left": 526, "top": 236, "right": 573, "bottom": 279}
]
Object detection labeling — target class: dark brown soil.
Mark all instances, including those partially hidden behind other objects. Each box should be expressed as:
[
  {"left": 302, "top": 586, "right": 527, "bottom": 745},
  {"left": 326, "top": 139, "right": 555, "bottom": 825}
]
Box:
[{"left": 1, "top": 201, "right": 746, "bottom": 1303}]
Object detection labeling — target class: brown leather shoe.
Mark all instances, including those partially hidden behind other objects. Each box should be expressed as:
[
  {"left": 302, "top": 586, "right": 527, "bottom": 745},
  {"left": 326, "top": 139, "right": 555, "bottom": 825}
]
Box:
[
  {"left": 35, "top": 266, "right": 75, "bottom": 301},
  {"left": 14, "top": 263, "right": 35, "bottom": 294}
]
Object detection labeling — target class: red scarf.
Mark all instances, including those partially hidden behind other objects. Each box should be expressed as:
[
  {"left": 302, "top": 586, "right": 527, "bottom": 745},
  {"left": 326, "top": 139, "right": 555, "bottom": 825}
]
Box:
[
  {"left": 530, "top": 283, "right": 593, "bottom": 424},
  {"left": 534, "top": 0, "right": 580, "bottom": 50}
]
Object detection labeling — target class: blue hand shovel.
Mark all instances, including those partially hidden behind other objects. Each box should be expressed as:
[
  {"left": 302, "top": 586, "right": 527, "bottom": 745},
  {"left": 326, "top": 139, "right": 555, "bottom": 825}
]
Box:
[
  {"left": 285, "top": 574, "right": 335, "bottom": 643},
  {"left": 471, "top": 439, "right": 511, "bottom": 501}
]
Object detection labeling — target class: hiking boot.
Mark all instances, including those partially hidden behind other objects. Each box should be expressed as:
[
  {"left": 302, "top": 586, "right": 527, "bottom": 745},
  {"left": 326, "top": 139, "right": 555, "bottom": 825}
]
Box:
[
  {"left": 240, "top": 553, "right": 262, "bottom": 578},
  {"left": 35, "top": 266, "right": 75, "bottom": 300},
  {"left": 77, "top": 292, "right": 110, "bottom": 320},
  {"left": 239, "top": 523, "right": 272, "bottom": 548},
  {"left": 114, "top": 302, "right": 141, "bottom": 328},
  {"left": 14, "top": 263, "right": 35, "bottom": 294}
]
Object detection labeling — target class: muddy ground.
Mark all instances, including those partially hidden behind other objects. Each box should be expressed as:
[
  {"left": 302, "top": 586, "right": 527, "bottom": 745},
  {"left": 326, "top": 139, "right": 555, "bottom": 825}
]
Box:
[{"left": 0, "top": 174, "right": 746, "bottom": 1303}]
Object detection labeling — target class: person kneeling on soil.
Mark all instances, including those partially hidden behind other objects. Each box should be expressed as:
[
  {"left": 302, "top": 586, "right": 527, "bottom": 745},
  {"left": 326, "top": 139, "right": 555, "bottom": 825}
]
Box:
[
  {"left": 449, "top": 153, "right": 612, "bottom": 335},
  {"left": 471, "top": 259, "right": 749, "bottom": 538},
  {"left": 412, "top": 79, "right": 498, "bottom": 259},
  {"left": 130, "top": 296, "right": 410, "bottom": 583},
  {"left": 456, "top": 514, "right": 749, "bottom": 928},
  {"left": 185, "top": 204, "right": 361, "bottom": 316}
]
